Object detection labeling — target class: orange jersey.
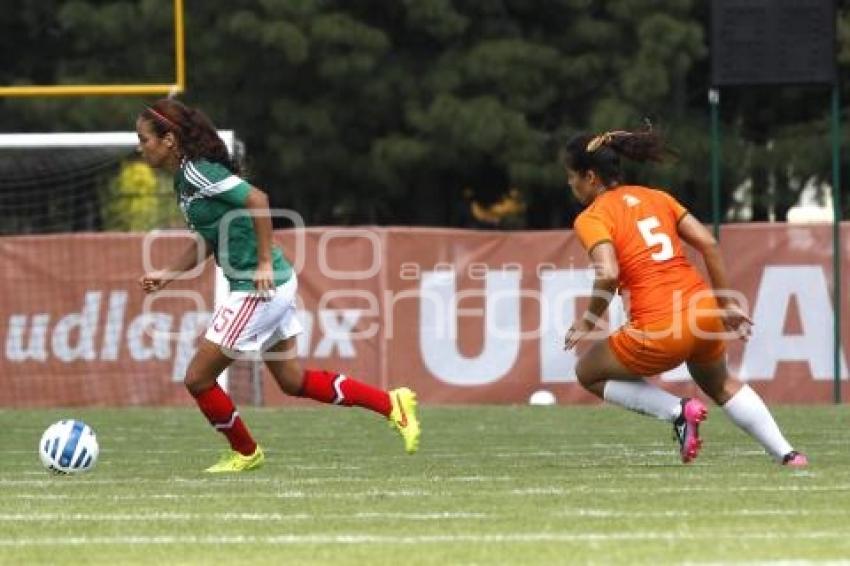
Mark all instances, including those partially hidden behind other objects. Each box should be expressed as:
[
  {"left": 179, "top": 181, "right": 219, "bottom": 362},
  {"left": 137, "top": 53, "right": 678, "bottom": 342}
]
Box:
[{"left": 573, "top": 185, "right": 708, "bottom": 326}]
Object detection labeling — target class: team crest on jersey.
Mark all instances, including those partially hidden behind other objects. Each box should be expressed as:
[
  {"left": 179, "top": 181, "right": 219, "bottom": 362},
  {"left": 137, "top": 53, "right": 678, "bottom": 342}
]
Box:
[
  {"left": 176, "top": 177, "right": 203, "bottom": 227},
  {"left": 180, "top": 177, "right": 199, "bottom": 198},
  {"left": 178, "top": 177, "right": 205, "bottom": 208},
  {"left": 622, "top": 194, "right": 641, "bottom": 207}
]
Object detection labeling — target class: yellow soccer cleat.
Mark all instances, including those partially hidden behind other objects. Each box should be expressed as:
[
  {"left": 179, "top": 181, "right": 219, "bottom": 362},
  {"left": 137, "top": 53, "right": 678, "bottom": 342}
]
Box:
[
  {"left": 204, "top": 445, "right": 265, "bottom": 473},
  {"left": 388, "top": 387, "right": 420, "bottom": 454}
]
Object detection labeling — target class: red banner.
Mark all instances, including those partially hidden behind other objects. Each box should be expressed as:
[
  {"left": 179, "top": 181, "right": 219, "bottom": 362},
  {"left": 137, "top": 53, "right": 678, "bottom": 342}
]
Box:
[{"left": 1, "top": 225, "right": 848, "bottom": 407}]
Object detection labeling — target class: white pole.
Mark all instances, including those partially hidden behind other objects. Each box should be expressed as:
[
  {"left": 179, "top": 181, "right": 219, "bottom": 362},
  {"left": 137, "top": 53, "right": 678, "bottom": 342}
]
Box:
[{"left": 0, "top": 131, "right": 234, "bottom": 151}]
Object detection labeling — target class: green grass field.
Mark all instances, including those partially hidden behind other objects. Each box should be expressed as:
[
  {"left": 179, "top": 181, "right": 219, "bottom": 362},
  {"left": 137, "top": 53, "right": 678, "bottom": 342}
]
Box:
[{"left": 1, "top": 405, "right": 849, "bottom": 565}]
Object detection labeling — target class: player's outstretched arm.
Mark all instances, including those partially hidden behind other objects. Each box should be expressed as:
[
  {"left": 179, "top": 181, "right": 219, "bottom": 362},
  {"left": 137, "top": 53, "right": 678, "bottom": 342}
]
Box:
[
  {"left": 139, "top": 235, "right": 212, "bottom": 293},
  {"left": 677, "top": 214, "right": 729, "bottom": 297},
  {"left": 677, "top": 214, "right": 752, "bottom": 339},
  {"left": 244, "top": 186, "right": 275, "bottom": 294},
  {"left": 564, "top": 242, "right": 619, "bottom": 350}
]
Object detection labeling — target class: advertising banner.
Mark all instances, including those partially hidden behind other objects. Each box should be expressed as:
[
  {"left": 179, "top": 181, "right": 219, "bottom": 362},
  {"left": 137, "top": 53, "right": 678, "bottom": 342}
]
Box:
[{"left": 1, "top": 225, "right": 847, "bottom": 407}]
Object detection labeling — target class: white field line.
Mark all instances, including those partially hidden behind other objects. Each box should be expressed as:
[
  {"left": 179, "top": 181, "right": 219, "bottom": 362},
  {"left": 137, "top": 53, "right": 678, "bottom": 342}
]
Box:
[
  {"left": 0, "top": 477, "right": 374, "bottom": 487},
  {"left": 553, "top": 508, "right": 850, "bottom": 518},
  {"left": 0, "top": 511, "right": 488, "bottom": 522},
  {"left": 0, "top": 507, "right": 845, "bottom": 524},
  {"left": 286, "top": 464, "right": 363, "bottom": 470},
  {"left": 685, "top": 562, "right": 850, "bottom": 566},
  {"left": 1, "top": 531, "right": 850, "bottom": 547},
  {"left": 0, "top": 475, "right": 513, "bottom": 487},
  {"left": 5, "top": 489, "right": 431, "bottom": 500},
  {"left": 9, "top": 493, "right": 220, "bottom": 500},
  {"left": 5, "top": 482, "right": 850, "bottom": 501},
  {"left": 2, "top": 450, "right": 183, "bottom": 455},
  {"left": 507, "top": 484, "right": 850, "bottom": 495}
]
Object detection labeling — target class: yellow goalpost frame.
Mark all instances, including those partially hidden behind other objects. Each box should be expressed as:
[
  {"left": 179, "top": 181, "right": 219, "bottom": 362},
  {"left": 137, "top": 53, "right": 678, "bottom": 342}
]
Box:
[{"left": 0, "top": 0, "right": 185, "bottom": 97}]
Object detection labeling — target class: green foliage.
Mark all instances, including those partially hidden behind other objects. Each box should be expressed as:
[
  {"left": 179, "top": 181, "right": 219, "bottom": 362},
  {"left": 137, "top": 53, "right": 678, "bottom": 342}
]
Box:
[
  {"left": 100, "top": 161, "right": 181, "bottom": 231},
  {"left": 403, "top": 0, "right": 468, "bottom": 40},
  {"left": 1, "top": 0, "right": 848, "bottom": 226}
]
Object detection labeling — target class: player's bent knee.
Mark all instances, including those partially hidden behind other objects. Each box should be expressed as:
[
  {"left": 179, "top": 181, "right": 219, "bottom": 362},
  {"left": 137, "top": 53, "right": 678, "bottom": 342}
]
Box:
[
  {"left": 279, "top": 377, "right": 302, "bottom": 397},
  {"left": 271, "top": 366, "right": 303, "bottom": 397},
  {"left": 574, "top": 358, "right": 596, "bottom": 390},
  {"left": 184, "top": 373, "right": 214, "bottom": 397}
]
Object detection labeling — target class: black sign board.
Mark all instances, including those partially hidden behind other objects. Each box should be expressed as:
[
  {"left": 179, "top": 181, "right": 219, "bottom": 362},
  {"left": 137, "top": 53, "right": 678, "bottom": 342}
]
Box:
[{"left": 711, "top": 0, "right": 836, "bottom": 86}]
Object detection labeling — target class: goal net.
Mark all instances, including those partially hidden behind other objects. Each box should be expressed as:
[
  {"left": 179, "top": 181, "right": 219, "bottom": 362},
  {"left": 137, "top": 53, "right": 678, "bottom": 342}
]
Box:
[{"left": 0, "top": 131, "right": 261, "bottom": 407}]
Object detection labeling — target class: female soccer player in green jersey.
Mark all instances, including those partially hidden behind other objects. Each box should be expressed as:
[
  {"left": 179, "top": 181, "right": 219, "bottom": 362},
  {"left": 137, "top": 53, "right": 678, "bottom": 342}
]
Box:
[{"left": 136, "top": 98, "right": 420, "bottom": 472}]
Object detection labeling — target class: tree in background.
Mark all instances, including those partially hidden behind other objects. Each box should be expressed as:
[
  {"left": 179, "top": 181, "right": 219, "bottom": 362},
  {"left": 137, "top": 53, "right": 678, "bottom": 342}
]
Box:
[
  {"left": 0, "top": 0, "right": 847, "bottom": 229},
  {"left": 100, "top": 160, "right": 182, "bottom": 232}
]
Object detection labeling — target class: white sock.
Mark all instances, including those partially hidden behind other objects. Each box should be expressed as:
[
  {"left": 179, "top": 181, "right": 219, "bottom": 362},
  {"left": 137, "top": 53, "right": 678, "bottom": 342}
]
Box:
[
  {"left": 602, "top": 380, "right": 682, "bottom": 422},
  {"left": 722, "top": 384, "right": 793, "bottom": 460}
]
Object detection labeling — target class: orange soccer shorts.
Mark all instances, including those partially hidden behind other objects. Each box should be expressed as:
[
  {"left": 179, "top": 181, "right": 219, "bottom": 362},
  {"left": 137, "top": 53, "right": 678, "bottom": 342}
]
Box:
[{"left": 608, "top": 294, "right": 727, "bottom": 376}]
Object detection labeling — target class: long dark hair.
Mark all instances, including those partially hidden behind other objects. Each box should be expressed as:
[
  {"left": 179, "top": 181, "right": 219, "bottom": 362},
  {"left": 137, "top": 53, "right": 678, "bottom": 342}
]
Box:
[
  {"left": 564, "top": 128, "right": 667, "bottom": 186},
  {"left": 140, "top": 98, "right": 240, "bottom": 175}
]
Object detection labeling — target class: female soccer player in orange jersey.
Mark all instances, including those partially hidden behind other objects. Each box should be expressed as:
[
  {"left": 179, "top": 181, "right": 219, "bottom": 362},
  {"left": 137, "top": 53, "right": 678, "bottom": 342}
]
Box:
[
  {"left": 563, "top": 129, "right": 806, "bottom": 467},
  {"left": 136, "top": 99, "right": 419, "bottom": 472}
]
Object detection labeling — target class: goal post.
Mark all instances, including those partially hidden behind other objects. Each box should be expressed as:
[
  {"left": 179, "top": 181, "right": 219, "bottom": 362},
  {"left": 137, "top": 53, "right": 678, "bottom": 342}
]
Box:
[
  {"left": 0, "top": 130, "right": 241, "bottom": 401},
  {"left": 0, "top": 0, "right": 185, "bottom": 98},
  {"left": 0, "top": 131, "right": 218, "bottom": 150}
]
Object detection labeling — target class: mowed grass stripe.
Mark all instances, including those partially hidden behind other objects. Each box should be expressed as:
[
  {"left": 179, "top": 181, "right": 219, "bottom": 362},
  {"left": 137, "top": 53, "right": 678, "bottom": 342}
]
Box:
[
  {"left": 1, "top": 405, "right": 849, "bottom": 565},
  {"left": 5, "top": 483, "right": 847, "bottom": 500},
  {"left": 2, "top": 531, "right": 850, "bottom": 546},
  {"left": 0, "top": 511, "right": 488, "bottom": 521},
  {"left": 0, "top": 506, "right": 847, "bottom": 522}
]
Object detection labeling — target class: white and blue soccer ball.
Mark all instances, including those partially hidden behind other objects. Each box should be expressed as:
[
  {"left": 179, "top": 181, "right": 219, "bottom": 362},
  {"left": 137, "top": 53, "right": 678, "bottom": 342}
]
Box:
[{"left": 38, "top": 420, "right": 99, "bottom": 474}]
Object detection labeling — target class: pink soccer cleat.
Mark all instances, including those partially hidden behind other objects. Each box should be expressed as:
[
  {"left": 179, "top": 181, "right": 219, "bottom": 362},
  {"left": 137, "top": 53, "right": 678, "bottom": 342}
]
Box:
[
  {"left": 673, "top": 398, "right": 708, "bottom": 464},
  {"left": 782, "top": 451, "right": 808, "bottom": 468}
]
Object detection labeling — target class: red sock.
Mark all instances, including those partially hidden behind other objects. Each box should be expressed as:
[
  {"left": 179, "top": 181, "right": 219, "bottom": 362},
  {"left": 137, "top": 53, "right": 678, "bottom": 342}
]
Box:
[
  {"left": 300, "top": 369, "right": 391, "bottom": 416},
  {"left": 192, "top": 384, "right": 257, "bottom": 456}
]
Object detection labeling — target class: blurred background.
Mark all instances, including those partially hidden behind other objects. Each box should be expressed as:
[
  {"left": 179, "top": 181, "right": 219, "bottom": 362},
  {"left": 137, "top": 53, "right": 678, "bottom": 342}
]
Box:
[{"left": 0, "top": 0, "right": 847, "bottom": 234}]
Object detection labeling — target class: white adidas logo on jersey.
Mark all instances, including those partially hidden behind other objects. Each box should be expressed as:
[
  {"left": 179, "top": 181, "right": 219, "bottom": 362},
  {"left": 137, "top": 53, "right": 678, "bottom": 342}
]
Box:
[{"left": 623, "top": 194, "right": 641, "bottom": 207}]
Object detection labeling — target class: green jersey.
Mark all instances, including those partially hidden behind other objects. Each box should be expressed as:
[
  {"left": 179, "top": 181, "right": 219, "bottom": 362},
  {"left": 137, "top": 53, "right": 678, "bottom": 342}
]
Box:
[{"left": 174, "top": 158, "right": 292, "bottom": 291}]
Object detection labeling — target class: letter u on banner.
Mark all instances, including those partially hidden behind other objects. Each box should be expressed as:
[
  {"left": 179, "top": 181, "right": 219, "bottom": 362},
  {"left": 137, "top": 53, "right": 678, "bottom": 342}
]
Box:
[{"left": 419, "top": 270, "right": 521, "bottom": 386}]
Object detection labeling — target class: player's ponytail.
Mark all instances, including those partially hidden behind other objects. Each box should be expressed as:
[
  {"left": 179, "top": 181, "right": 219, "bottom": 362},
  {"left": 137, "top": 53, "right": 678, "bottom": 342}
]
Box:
[
  {"left": 564, "top": 127, "right": 667, "bottom": 186},
  {"left": 141, "top": 99, "right": 241, "bottom": 176}
]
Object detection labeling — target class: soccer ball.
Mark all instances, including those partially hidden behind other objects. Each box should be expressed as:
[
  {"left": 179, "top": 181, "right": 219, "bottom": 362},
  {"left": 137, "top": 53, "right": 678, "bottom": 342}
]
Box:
[
  {"left": 528, "top": 389, "right": 556, "bottom": 406},
  {"left": 38, "top": 420, "right": 99, "bottom": 474}
]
